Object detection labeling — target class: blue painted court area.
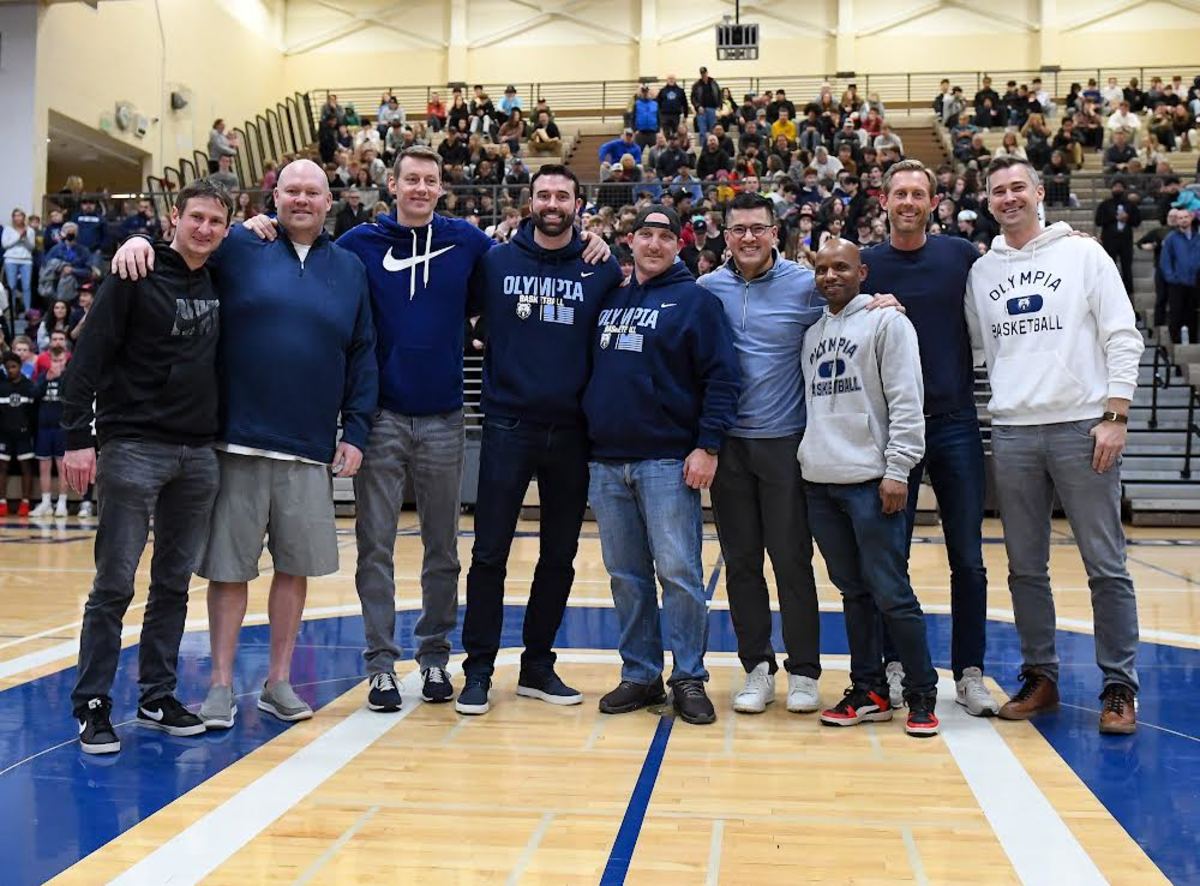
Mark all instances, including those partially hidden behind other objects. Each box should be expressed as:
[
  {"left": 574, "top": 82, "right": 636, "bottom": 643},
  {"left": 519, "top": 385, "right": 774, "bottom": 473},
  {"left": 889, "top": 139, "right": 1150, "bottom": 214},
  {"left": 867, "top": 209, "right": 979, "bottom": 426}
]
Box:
[{"left": 0, "top": 607, "right": 1196, "bottom": 884}]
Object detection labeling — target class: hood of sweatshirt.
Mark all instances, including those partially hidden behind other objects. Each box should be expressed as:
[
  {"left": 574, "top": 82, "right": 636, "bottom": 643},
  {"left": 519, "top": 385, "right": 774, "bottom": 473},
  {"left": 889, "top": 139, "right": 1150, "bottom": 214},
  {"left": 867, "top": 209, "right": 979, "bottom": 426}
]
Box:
[
  {"left": 633, "top": 259, "right": 696, "bottom": 291},
  {"left": 986, "top": 221, "right": 1072, "bottom": 259},
  {"left": 510, "top": 218, "right": 585, "bottom": 265}
]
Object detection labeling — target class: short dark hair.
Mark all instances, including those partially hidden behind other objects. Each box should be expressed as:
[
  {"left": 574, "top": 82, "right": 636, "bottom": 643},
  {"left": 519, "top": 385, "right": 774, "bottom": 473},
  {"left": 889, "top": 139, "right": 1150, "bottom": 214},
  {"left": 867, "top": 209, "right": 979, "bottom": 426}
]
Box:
[
  {"left": 1, "top": 351, "right": 19, "bottom": 367},
  {"left": 177, "top": 179, "right": 234, "bottom": 222},
  {"left": 985, "top": 153, "right": 1040, "bottom": 187},
  {"left": 727, "top": 191, "right": 775, "bottom": 222},
  {"left": 529, "top": 164, "right": 581, "bottom": 201},
  {"left": 393, "top": 145, "right": 443, "bottom": 179}
]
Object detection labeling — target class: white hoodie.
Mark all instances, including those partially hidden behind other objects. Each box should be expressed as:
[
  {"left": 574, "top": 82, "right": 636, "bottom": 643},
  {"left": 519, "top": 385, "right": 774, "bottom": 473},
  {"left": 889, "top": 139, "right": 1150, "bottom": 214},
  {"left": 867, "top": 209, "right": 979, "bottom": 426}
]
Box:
[{"left": 965, "top": 222, "right": 1144, "bottom": 426}]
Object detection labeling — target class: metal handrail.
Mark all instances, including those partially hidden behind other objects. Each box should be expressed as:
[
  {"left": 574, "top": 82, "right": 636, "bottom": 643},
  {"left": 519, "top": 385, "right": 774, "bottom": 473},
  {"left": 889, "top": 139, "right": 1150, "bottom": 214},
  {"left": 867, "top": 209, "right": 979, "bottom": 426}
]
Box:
[
  {"left": 258, "top": 113, "right": 277, "bottom": 163},
  {"left": 1185, "top": 386, "right": 1197, "bottom": 480},
  {"left": 193, "top": 150, "right": 210, "bottom": 175},
  {"left": 232, "top": 126, "right": 254, "bottom": 188},
  {"left": 278, "top": 102, "right": 297, "bottom": 155},
  {"left": 1148, "top": 340, "right": 1172, "bottom": 429},
  {"left": 179, "top": 158, "right": 197, "bottom": 184}
]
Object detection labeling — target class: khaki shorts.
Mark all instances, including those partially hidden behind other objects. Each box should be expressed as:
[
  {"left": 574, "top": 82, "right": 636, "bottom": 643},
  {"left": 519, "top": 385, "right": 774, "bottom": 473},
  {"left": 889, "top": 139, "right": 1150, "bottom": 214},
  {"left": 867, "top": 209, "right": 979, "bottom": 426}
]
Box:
[{"left": 198, "top": 450, "right": 339, "bottom": 582}]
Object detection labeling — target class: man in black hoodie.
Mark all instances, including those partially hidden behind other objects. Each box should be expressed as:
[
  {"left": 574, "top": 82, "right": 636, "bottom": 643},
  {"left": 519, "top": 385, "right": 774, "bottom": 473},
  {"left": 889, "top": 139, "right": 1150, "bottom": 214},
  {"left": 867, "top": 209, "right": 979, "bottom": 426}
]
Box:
[
  {"left": 62, "top": 179, "right": 233, "bottom": 754},
  {"left": 583, "top": 205, "right": 741, "bottom": 726}
]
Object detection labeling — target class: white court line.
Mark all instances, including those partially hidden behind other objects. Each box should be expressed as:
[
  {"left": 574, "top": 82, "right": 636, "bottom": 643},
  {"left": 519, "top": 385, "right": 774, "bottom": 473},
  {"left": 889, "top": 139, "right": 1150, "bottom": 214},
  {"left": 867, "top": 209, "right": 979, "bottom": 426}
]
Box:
[
  {"left": 292, "top": 804, "right": 380, "bottom": 886},
  {"left": 705, "top": 819, "right": 725, "bottom": 886},
  {"left": 505, "top": 812, "right": 555, "bottom": 886},
  {"left": 901, "top": 826, "right": 930, "bottom": 886},
  {"left": 105, "top": 652, "right": 1104, "bottom": 885}
]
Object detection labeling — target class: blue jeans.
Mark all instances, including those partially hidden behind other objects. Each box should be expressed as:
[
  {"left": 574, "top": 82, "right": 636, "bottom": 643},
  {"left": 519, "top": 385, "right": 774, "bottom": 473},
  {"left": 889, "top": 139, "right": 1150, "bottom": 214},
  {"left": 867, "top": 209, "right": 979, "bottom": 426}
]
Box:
[
  {"left": 882, "top": 408, "right": 988, "bottom": 679},
  {"left": 806, "top": 481, "right": 937, "bottom": 697},
  {"left": 463, "top": 416, "right": 589, "bottom": 678},
  {"left": 4, "top": 261, "right": 32, "bottom": 300},
  {"left": 697, "top": 108, "right": 717, "bottom": 139},
  {"left": 589, "top": 460, "right": 708, "bottom": 685}
]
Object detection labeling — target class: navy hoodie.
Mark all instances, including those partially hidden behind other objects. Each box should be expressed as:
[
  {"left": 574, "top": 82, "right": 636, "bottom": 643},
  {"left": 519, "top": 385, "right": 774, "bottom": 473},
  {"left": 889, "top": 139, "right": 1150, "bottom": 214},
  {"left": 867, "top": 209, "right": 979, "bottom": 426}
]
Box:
[
  {"left": 583, "top": 261, "right": 741, "bottom": 460},
  {"left": 207, "top": 226, "right": 378, "bottom": 464},
  {"left": 473, "top": 221, "right": 623, "bottom": 425},
  {"left": 338, "top": 212, "right": 493, "bottom": 416}
]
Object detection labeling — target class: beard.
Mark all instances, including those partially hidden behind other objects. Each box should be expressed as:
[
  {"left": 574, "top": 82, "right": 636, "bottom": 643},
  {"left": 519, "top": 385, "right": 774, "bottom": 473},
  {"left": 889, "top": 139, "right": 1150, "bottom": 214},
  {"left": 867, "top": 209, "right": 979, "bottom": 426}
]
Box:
[{"left": 531, "top": 206, "right": 575, "bottom": 237}]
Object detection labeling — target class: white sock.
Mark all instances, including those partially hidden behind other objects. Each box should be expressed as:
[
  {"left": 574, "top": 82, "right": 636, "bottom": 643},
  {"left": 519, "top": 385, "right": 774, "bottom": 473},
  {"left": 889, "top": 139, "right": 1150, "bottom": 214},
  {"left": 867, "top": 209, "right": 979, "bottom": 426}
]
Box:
[
  {"left": 57, "top": 494, "right": 67, "bottom": 504},
  {"left": 40, "top": 492, "right": 51, "bottom": 504}
]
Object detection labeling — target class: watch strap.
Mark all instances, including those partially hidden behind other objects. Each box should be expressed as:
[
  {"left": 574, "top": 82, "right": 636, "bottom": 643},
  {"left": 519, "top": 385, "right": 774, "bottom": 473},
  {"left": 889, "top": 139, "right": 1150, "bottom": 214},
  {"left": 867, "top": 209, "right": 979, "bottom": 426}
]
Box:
[{"left": 1101, "top": 411, "right": 1128, "bottom": 424}]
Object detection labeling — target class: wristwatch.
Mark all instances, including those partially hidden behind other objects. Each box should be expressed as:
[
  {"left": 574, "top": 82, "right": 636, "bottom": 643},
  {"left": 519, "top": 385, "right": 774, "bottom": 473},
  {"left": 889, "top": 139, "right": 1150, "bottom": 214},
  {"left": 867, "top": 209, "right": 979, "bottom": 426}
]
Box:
[
  {"left": 704, "top": 447, "right": 719, "bottom": 456},
  {"left": 1101, "top": 411, "right": 1128, "bottom": 424}
]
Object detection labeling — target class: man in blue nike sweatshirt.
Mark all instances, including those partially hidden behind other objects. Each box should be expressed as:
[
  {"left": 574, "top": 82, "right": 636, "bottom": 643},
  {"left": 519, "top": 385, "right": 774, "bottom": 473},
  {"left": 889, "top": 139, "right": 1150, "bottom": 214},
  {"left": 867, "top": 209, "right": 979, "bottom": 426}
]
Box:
[
  {"left": 456, "top": 166, "right": 624, "bottom": 715},
  {"left": 111, "top": 160, "right": 378, "bottom": 727},
  {"left": 583, "top": 205, "right": 741, "bottom": 726}
]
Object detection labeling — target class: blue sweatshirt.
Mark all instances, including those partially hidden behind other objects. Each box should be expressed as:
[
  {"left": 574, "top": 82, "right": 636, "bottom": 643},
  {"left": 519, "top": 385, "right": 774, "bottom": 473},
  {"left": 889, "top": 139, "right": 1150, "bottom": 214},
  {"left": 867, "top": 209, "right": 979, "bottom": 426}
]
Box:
[
  {"left": 337, "top": 212, "right": 493, "bottom": 416},
  {"left": 208, "top": 226, "right": 378, "bottom": 463},
  {"left": 598, "top": 138, "right": 642, "bottom": 166},
  {"left": 698, "top": 253, "right": 824, "bottom": 437},
  {"left": 583, "top": 261, "right": 741, "bottom": 460},
  {"left": 473, "top": 221, "right": 623, "bottom": 425},
  {"left": 1160, "top": 228, "right": 1200, "bottom": 286},
  {"left": 862, "top": 235, "right": 978, "bottom": 417}
]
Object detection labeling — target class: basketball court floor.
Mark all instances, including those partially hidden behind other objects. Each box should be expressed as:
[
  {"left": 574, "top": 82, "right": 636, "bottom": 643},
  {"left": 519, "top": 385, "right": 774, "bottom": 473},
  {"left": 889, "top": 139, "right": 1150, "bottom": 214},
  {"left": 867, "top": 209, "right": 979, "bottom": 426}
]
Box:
[{"left": 1, "top": 514, "right": 1197, "bottom": 884}]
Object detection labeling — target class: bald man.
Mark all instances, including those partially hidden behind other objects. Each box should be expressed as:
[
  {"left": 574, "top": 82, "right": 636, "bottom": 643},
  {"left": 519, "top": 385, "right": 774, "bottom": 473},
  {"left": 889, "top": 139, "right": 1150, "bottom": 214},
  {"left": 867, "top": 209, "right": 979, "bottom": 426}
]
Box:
[
  {"left": 112, "top": 160, "right": 379, "bottom": 726},
  {"left": 799, "top": 239, "right": 939, "bottom": 738}
]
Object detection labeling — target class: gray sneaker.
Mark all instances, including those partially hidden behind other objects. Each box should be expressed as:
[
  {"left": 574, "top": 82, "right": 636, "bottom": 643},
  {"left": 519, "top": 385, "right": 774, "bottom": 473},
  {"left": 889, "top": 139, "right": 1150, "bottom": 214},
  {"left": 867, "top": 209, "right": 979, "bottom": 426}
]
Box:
[
  {"left": 257, "top": 680, "right": 314, "bottom": 722},
  {"left": 198, "top": 685, "right": 238, "bottom": 729}
]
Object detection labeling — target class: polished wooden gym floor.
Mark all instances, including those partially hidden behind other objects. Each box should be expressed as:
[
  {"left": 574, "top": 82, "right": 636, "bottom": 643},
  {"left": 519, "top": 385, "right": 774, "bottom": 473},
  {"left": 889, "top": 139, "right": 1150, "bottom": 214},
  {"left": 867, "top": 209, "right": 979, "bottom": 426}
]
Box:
[{"left": 1, "top": 514, "right": 1197, "bottom": 884}]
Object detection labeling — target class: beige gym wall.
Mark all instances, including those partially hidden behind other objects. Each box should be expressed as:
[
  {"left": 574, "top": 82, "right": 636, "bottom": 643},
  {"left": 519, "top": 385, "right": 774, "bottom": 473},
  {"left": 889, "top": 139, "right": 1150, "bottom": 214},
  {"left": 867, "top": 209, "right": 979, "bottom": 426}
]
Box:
[{"left": 34, "top": 0, "right": 286, "bottom": 198}]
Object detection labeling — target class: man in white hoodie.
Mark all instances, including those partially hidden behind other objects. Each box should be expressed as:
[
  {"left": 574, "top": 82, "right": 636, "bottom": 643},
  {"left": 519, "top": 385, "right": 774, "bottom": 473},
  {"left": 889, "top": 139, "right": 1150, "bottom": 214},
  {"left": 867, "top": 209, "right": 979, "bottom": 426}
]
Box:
[
  {"left": 800, "top": 239, "right": 940, "bottom": 738},
  {"left": 965, "top": 155, "right": 1144, "bottom": 735}
]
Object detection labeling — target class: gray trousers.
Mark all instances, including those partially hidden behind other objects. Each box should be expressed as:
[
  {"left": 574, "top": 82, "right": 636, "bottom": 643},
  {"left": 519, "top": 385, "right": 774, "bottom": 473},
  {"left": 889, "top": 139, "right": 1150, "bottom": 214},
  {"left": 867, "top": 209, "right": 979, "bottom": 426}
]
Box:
[
  {"left": 710, "top": 434, "right": 821, "bottom": 679},
  {"left": 354, "top": 408, "right": 464, "bottom": 673},
  {"left": 990, "top": 420, "right": 1139, "bottom": 692},
  {"left": 72, "top": 439, "right": 219, "bottom": 713}
]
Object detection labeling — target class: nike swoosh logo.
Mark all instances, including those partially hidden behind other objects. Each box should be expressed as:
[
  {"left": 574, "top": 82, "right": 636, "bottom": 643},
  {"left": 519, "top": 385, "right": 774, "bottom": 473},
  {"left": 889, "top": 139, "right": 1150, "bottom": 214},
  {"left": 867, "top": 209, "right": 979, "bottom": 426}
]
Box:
[
  {"left": 660, "top": 302, "right": 677, "bottom": 308},
  {"left": 382, "top": 245, "right": 456, "bottom": 272},
  {"left": 581, "top": 272, "right": 595, "bottom": 278},
  {"left": 139, "top": 706, "right": 164, "bottom": 722}
]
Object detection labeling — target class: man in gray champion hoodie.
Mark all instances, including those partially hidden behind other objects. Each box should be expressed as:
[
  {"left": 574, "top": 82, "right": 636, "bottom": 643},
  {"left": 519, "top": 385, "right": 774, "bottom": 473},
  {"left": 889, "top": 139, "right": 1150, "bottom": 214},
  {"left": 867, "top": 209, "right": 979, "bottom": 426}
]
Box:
[{"left": 799, "top": 239, "right": 940, "bottom": 738}]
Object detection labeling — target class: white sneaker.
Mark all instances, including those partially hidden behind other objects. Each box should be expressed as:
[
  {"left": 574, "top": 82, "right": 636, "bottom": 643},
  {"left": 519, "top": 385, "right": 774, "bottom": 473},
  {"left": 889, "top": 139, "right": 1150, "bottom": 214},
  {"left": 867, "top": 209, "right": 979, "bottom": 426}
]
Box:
[
  {"left": 786, "top": 674, "right": 820, "bottom": 713},
  {"left": 55, "top": 498, "right": 68, "bottom": 517},
  {"left": 30, "top": 499, "right": 53, "bottom": 517},
  {"left": 955, "top": 667, "right": 1000, "bottom": 716},
  {"left": 885, "top": 661, "right": 905, "bottom": 708},
  {"left": 78, "top": 501, "right": 94, "bottom": 518},
  {"left": 732, "top": 662, "right": 774, "bottom": 713}
]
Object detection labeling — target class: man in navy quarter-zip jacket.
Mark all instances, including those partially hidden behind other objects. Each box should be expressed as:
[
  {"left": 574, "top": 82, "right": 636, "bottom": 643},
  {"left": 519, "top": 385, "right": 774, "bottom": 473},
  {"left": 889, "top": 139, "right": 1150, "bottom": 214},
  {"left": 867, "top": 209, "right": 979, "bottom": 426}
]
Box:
[
  {"left": 110, "top": 160, "right": 378, "bottom": 729},
  {"left": 455, "top": 165, "right": 623, "bottom": 716},
  {"left": 698, "top": 192, "right": 903, "bottom": 718},
  {"left": 584, "top": 205, "right": 740, "bottom": 727}
]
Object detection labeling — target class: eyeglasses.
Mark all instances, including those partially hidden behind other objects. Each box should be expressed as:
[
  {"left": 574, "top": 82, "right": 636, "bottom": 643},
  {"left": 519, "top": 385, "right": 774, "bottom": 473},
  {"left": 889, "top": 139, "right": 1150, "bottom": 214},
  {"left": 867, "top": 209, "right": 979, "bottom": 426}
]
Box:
[{"left": 728, "top": 224, "right": 773, "bottom": 239}]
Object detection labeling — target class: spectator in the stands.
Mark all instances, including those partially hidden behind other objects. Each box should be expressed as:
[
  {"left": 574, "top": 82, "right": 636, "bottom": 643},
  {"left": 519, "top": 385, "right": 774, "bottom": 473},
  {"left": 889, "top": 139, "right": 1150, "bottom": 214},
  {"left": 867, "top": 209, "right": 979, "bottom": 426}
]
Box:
[
  {"left": 1043, "top": 151, "right": 1074, "bottom": 207},
  {"left": 941, "top": 86, "right": 966, "bottom": 126},
  {"left": 710, "top": 124, "right": 735, "bottom": 157},
  {"left": 654, "top": 135, "right": 690, "bottom": 179},
  {"left": 767, "top": 89, "right": 796, "bottom": 124},
  {"left": 319, "top": 117, "right": 339, "bottom": 164},
  {"left": 974, "top": 76, "right": 1000, "bottom": 117},
  {"left": 1101, "top": 76, "right": 1124, "bottom": 111},
  {"left": 36, "top": 302, "right": 72, "bottom": 352},
  {"left": 993, "top": 131, "right": 1027, "bottom": 161},
  {"left": 336, "top": 124, "right": 354, "bottom": 151},
  {"left": 119, "top": 199, "right": 161, "bottom": 241},
  {"left": 470, "top": 86, "right": 497, "bottom": 136},
  {"left": 44, "top": 222, "right": 97, "bottom": 296},
  {"left": 1095, "top": 178, "right": 1142, "bottom": 296},
  {"left": 1082, "top": 78, "right": 1102, "bottom": 106},
  {"left": 771, "top": 107, "right": 798, "bottom": 145},
  {"left": 332, "top": 188, "right": 371, "bottom": 240},
  {"left": 499, "top": 85, "right": 523, "bottom": 123},
  {"left": 426, "top": 91, "right": 447, "bottom": 132},
  {"left": 811, "top": 145, "right": 842, "bottom": 183},
  {"left": 320, "top": 93, "right": 345, "bottom": 126},
  {"left": 350, "top": 168, "right": 380, "bottom": 207},
  {"left": 1138, "top": 134, "right": 1169, "bottom": 170},
  {"left": 1107, "top": 100, "right": 1140, "bottom": 137},
  {"left": 1146, "top": 105, "right": 1177, "bottom": 151},
  {"left": 70, "top": 198, "right": 105, "bottom": 252},
  {"left": 696, "top": 133, "right": 733, "bottom": 180},
  {"left": 633, "top": 85, "right": 660, "bottom": 148},
  {"left": 207, "top": 119, "right": 238, "bottom": 174},
  {"left": 448, "top": 91, "right": 470, "bottom": 133},
  {"left": 1023, "top": 111, "right": 1053, "bottom": 167},
  {"left": 209, "top": 154, "right": 239, "bottom": 191},
  {"left": 691, "top": 66, "right": 721, "bottom": 139},
  {"left": 657, "top": 74, "right": 688, "bottom": 134},
  {"left": 599, "top": 128, "right": 642, "bottom": 169},
  {"left": 1160, "top": 207, "right": 1200, "bottom": 343},
  {"left": 528, "top": 110, "right": 561, "bottom": 156},
  {"left": 716, "top": 87, "right": 739, "bottom": 130},
  {"left": 496, "top": 109, "right": 526, "bottom": 155},
  {"left": 1052, "top": 118, "right": 1084, "bottom": 169},
  {"left": 3, "top": 209, "right": 37, "bottom": 305},
  {"left": 438, "top": 127, "right": 471, "bottom": 168},
  {"left": 1104, "top": 130, "right": 1137, "bottom": 173}
]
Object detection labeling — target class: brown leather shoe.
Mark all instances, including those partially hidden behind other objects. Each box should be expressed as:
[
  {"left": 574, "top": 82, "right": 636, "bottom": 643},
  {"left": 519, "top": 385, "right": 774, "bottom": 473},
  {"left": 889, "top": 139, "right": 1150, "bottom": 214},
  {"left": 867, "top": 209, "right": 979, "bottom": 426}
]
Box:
[
  {"left": 1098, "top": 684, "right": 1137, "bottom": 734},
  {"left": 998, "top": 670, "right": 1060, "bottom": 720}
]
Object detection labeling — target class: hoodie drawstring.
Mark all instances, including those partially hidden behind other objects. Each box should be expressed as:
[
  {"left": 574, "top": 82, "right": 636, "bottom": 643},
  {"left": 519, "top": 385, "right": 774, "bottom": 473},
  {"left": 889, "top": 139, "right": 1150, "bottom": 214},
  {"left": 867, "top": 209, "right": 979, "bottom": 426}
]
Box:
[
  {"left": 424, "top": 223, "right": 432, "bottom": 293},
  {"left": 408, "top": 225, "right": 434, "bottom": 300}
]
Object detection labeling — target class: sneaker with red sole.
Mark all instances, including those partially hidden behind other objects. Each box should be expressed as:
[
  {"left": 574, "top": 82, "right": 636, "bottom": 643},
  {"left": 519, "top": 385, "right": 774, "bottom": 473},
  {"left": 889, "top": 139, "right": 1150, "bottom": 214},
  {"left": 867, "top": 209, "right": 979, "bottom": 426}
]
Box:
[
  {"left": 820, "top": 685, "right": 893, "bottom": 727},
  {"left": 905, "top": 691, "right": 940, "bottom": 738},
  {"left": 16, "top": 500, "right": 30, "bottom": 517},
  {"left": 0, "top": 500, "right": 8, "bottom": 517}
]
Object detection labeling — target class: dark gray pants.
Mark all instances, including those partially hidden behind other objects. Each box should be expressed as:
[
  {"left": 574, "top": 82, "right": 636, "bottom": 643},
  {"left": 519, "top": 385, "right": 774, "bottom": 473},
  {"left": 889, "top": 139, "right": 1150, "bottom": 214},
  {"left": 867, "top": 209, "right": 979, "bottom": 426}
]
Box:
[
  {"left": 710, "top": 434, "right": 821, "bottom": 678},
  {"left": 72, "top": 439, "right": 219, "bottom": 714}
]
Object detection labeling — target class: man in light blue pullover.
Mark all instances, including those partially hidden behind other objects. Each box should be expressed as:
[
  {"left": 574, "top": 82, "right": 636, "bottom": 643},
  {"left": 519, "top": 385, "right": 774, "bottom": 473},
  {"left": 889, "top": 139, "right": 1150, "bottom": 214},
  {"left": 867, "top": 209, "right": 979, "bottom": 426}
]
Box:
[{"left": 698, "top": 193, "right": 900, "bottom": 717}]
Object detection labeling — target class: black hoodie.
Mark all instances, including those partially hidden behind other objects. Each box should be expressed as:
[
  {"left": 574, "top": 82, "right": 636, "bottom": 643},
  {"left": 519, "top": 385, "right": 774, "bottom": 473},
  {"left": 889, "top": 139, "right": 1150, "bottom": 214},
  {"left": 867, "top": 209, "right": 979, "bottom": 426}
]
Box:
[{"left": 61, "top": 242, "right": 220, "bottom": 449}]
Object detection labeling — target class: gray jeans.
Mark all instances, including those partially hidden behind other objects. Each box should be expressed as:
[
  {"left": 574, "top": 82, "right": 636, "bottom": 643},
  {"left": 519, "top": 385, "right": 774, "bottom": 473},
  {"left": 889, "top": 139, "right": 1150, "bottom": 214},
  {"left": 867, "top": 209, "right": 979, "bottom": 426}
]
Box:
[
  {"left": 72, "top": 439, "right": 219, "bottom": 713},
  {"left": 354, "top": 408, "right": 464, "bottom": 673},
  {"left": 990, "top": 421, "right": 1139, "bottom": 692}
]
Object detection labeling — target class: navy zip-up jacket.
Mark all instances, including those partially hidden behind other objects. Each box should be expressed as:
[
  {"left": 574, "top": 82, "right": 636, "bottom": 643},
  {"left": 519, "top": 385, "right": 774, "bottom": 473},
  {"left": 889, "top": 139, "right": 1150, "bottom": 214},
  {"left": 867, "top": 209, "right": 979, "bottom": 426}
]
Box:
[
  {"left": 208, "top": 226, "right": 377, "bottom": 464},
  {"left": 473, "top": 221, "right": 623, "bottom": 425},
  {"left": 338, "top": 212, "right": 493, "bottom": 416},
  {"left": 583, "top": 261, "right": 741, "bottom": 460}
]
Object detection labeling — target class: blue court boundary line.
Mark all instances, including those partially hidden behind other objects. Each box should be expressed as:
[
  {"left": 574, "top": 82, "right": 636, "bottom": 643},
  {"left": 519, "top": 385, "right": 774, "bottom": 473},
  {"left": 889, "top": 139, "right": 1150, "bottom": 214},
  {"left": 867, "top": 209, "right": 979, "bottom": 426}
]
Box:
[{"left": 599, "top": 714, "right": 674, "bottom": 886}]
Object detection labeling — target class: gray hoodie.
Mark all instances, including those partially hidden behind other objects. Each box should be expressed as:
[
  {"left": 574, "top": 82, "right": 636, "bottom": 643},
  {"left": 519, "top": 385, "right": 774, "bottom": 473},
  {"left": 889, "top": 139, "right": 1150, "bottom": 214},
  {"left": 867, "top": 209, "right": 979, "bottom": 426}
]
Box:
[{"left": 798, "top": 293, "right": 925, "bottom": 484}]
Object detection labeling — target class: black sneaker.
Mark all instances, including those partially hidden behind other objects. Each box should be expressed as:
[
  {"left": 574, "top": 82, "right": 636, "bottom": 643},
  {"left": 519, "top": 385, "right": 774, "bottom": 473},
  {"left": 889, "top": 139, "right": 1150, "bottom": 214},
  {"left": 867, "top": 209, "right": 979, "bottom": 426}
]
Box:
[
  {"left": 455, "top": 676, "right": 491, "bottom": 715},
  {"left": 904, "top": 691, "right": 940, "bottom": 738},
  {"left": 137, "top": 696, "right": 206, "bottom": 736},
  {"left": 517, "top": 669, "right": 583, "bottom": 706},
  {"left": 421, "top": 666, "right": 454, "bottom": 703},
  {"left": 599, "top": 677, "right": 667, "bottom": 714},
  {"left": 672, "top": 679, "right": 717, "bottom": 725},
  {"left": 820, "top": 685, "right": 893, "bottom": 727},
  {"left": 367, "top": 672, "right": 402, "bottom": 712},
  {"left": 77, "top": 698, "right": 121, "bottom": 755}
]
